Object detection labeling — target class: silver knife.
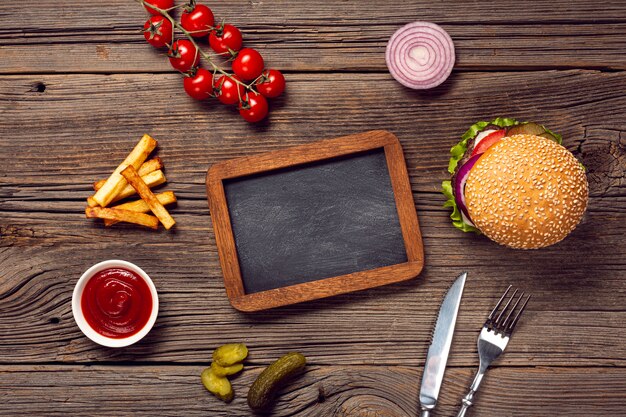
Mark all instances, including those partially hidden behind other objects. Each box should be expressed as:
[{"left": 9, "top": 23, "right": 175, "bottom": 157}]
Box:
[{"left": 419, "top": 272, "right": 467, "bottom": 417}]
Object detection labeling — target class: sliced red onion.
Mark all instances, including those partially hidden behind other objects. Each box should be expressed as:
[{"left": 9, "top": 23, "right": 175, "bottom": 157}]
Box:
[
  {"left": 454, "top": 154, "right": 482, "bottom": 226},
  {"left": 385, "top": 22, "right": 455, "bottom": 90}
]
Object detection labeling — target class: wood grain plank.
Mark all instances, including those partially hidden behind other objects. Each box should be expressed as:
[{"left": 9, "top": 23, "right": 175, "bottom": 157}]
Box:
[
  {"left": 1, "top": 2, "right": 626, "bottom": 73},
  {"left": 1, "top": 365, "right": 625, "bottom": 416},
  {"left": 0, "top": 239, "right": 625, "bottom": 365},
  {"left": 0, "top": 70, "right": 625, "bottom": 364},
  {"left": 4, "top": 0, "right": 626, "bottom": 30},
  {"left": 0, "top": 72, "right": 623, "bottom": 196},
  {"left": 3, "top": 24, "right": 626, "bottom": 73},
  {"left": 7, "top": 0, "right": 626, "bottom": 33}
]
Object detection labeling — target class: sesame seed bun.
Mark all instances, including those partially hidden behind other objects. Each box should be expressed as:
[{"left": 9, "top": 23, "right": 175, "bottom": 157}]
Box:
[{"left": 465, "top": 134, "right": 588, "bottom": 249}]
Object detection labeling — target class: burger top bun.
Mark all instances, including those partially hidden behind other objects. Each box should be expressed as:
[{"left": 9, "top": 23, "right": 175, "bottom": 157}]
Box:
[{"left": 465, "top": 134, "right": 588, "bottom": 249}]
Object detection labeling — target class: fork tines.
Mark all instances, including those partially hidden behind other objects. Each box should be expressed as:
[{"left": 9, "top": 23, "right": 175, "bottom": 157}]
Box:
[{"left": 485, "top": 285, "right": 531, "bottom": 336}]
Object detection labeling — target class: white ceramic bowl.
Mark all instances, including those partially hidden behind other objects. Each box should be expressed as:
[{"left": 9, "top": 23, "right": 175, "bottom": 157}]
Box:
[{"left": 72, "top": 259, "right": 159, "bottom": 348}]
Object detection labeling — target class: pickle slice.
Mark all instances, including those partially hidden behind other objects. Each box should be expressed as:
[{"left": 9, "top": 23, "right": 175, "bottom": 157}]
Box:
[
  {"left": 247, "top": 352, "right": 307, "bottom": 410},
  {"left": 201, "top": 368, "right": 234, "bottom": 403},
  {"left": 213, "top": 343, "right": 249, "bottom": 367},
  {"left": 538, "top": 132, "right": 558, "bottom": 141},
  {"left": 507, "top": 122, "right": 545, "bottom": 136},
  {"left": 211, "top": 361, "right": 244, "bottom": 377}
]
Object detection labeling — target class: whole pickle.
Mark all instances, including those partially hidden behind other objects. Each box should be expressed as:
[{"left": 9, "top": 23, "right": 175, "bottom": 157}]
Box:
[{"left": 247, "top": 352, "right": 306, "bottom": 410}]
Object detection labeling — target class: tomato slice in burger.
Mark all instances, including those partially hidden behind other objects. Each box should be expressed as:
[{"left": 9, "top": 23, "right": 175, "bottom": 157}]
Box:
[{"left": 471, "top": 129, "right": 506, "bottom": 157}]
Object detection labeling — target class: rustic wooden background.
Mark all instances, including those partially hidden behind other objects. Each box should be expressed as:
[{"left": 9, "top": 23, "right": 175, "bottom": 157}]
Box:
[{"left": 1, "top": 1, "right": 626, "bottom": 416}]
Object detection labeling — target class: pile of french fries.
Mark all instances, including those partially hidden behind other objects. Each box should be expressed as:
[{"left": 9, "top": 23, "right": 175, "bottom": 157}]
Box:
[{"left": 85, "top": 134, "right": 176, "bottom": 230}]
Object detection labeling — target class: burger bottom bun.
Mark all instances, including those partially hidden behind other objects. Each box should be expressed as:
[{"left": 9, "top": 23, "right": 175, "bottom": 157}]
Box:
[{"left": 465, "top": 134, "right": 588, "bottom": 249}]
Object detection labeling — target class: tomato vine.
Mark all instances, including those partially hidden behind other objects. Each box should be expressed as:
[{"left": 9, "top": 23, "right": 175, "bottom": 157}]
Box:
[{"left": 138, "top": 0, "right": 285, "bottom": 122}]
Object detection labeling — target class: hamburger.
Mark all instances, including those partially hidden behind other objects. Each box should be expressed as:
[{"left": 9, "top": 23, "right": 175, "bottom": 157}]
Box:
[{"left": 442, "top": 117, "right": 588, "bottom": 249}]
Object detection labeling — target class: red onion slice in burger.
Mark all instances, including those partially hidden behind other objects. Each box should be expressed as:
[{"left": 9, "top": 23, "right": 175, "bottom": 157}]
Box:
[
  {"left": 385, "top": 22, "right": 455, "bottom": 89},
  {"left": 454, "top": 154, "right": 481, "bottom": 226}
]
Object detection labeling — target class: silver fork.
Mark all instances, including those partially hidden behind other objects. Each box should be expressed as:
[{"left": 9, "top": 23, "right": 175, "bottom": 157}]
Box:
[{"left": 456, "top": 286, "right": 531, "bottom": 417}]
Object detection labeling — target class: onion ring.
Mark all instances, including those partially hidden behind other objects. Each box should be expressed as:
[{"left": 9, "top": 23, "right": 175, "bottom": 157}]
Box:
[
  {"left": 454, "top": 154, "right": 481, "bottom": 226},
  {"left": 385, "top": 22, "right": 455, "bottom": 90}
]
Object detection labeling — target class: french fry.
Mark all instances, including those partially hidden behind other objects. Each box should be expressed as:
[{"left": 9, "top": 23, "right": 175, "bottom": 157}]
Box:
[
  {"left": 92, "top": 157, "right": 163, "bottom": 191},
  {"left": 111, "top": 170, "right": 166, "bottom": 203},
  {"left": 121, "top": 165, "right": 176, "bottom": 230},
  {"left": 92, "top": 169, "right": 166, "bottom": 204},
  {"left": 104, "top": 191, "right": 177, "bottom": 226},
  {"left": 86, "top": 207, "right": 159, "bottom": 229},
  {"left": 91, "top": 134, "right": 158, "bottom": 207}
]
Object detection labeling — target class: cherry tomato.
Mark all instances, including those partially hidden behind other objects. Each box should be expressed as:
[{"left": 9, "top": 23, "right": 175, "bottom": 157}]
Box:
[
  {"left": 255, "top": 69, "right": 285, "bottom": 98},
  {"left": 238, "top": 92, "right": 269, "bottom": 123},
  {"left": 209, "top": 24, "right": 243, "bottom": 55},
  {"left": 181, "top": 4, "right": 214, "bottom": 38},
  {"left": 214, "top": 75, "right": 245, "bottom": 105},
  {"left": 471, "top": 129, "right": 507, "bottom": 156},
  {"left": 143, "top": 16, "right": 173, "bottom": 48},
  {"left": 168, "top": 40, "right": 199, "bottom": 73},
  {"left": 184, "top": 68, "right": 214, "bottom": 100},
  {"left": 144, "top": 0, "right": 174, "bottom": 15},
  {"left": 232, "top": 48, "right": 265, "bottom": 81}
]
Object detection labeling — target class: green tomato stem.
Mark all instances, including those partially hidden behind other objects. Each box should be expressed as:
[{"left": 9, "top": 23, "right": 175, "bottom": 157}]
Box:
[{"left": 137, "top": 0, "right": 257, "bottom": 94}]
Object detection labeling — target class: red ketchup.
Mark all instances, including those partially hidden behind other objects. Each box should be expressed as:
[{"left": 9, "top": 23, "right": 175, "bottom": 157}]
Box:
[{"left": 81, "top": 268, "right": 153, "bottom": 339}]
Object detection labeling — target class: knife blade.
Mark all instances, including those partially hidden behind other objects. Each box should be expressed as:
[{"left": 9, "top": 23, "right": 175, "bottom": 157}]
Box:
[{"left": 419, "top": 272, "right": 467, "bottom": 417}]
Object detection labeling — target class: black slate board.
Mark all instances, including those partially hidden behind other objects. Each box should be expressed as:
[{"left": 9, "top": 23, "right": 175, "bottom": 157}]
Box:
[{"left": 223, "top": 148, "right": 408, "bottom": 294}]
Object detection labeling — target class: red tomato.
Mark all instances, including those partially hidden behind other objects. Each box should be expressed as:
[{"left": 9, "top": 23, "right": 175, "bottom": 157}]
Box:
[
  {"left": 239, "top": 92, "right": 269, "bottom": 122},
  {"left": 143, "top": 16, "right": 173, "bottom": 48},
  {"left": 471, "top": 129, "right": 507, "bottom": 156},
  {"left": 232, "top": 48, "right": 265, "bottom": 81},
  {"left": 181, "top": 4, "right": 214, "bottom": 38},
  {"left": 168, "top": 40, "right": 199, "bottom": 73},
  {"left": 214, "top": 75, "right": 245, "bottom": 105},
  {"left": 209, "top": 24, "right": 243, "bottom": 55},
  {"left": 255, "top": 69, "right": 285, "bottom": 98},
  {"left": 144, "top": 0, "right": 174, "bottom": 15},
  {"left": 184, "top": 68, "right": 214, "bottom": 100}
]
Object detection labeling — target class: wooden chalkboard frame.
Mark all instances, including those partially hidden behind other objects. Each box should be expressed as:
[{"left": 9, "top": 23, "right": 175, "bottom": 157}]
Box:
[{"left": 206, "top": 130, "right": 423, "bottom": 312}]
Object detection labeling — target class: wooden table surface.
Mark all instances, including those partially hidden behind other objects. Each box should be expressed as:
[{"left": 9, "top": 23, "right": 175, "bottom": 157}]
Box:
[{"left": 1, "top": 1, "right": 626, "bottom": 416}]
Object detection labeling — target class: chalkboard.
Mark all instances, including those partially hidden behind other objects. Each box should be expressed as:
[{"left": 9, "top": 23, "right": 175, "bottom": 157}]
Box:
[
  {"left": 224, "top": 149, "right": 408, "bottom": 294},
  {"left": 207, "top": 130, "right": 423, "bottom": 311}
]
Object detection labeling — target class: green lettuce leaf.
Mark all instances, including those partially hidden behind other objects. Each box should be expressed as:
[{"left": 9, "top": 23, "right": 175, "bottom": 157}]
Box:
[{"left": 441, "top": 180, "right": 480, "bottom": 234}]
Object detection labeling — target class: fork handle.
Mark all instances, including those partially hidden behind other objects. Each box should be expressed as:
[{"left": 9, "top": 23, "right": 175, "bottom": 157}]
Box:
[{"left": 456, "top": 369, "right": 485, "bottom": 417}]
